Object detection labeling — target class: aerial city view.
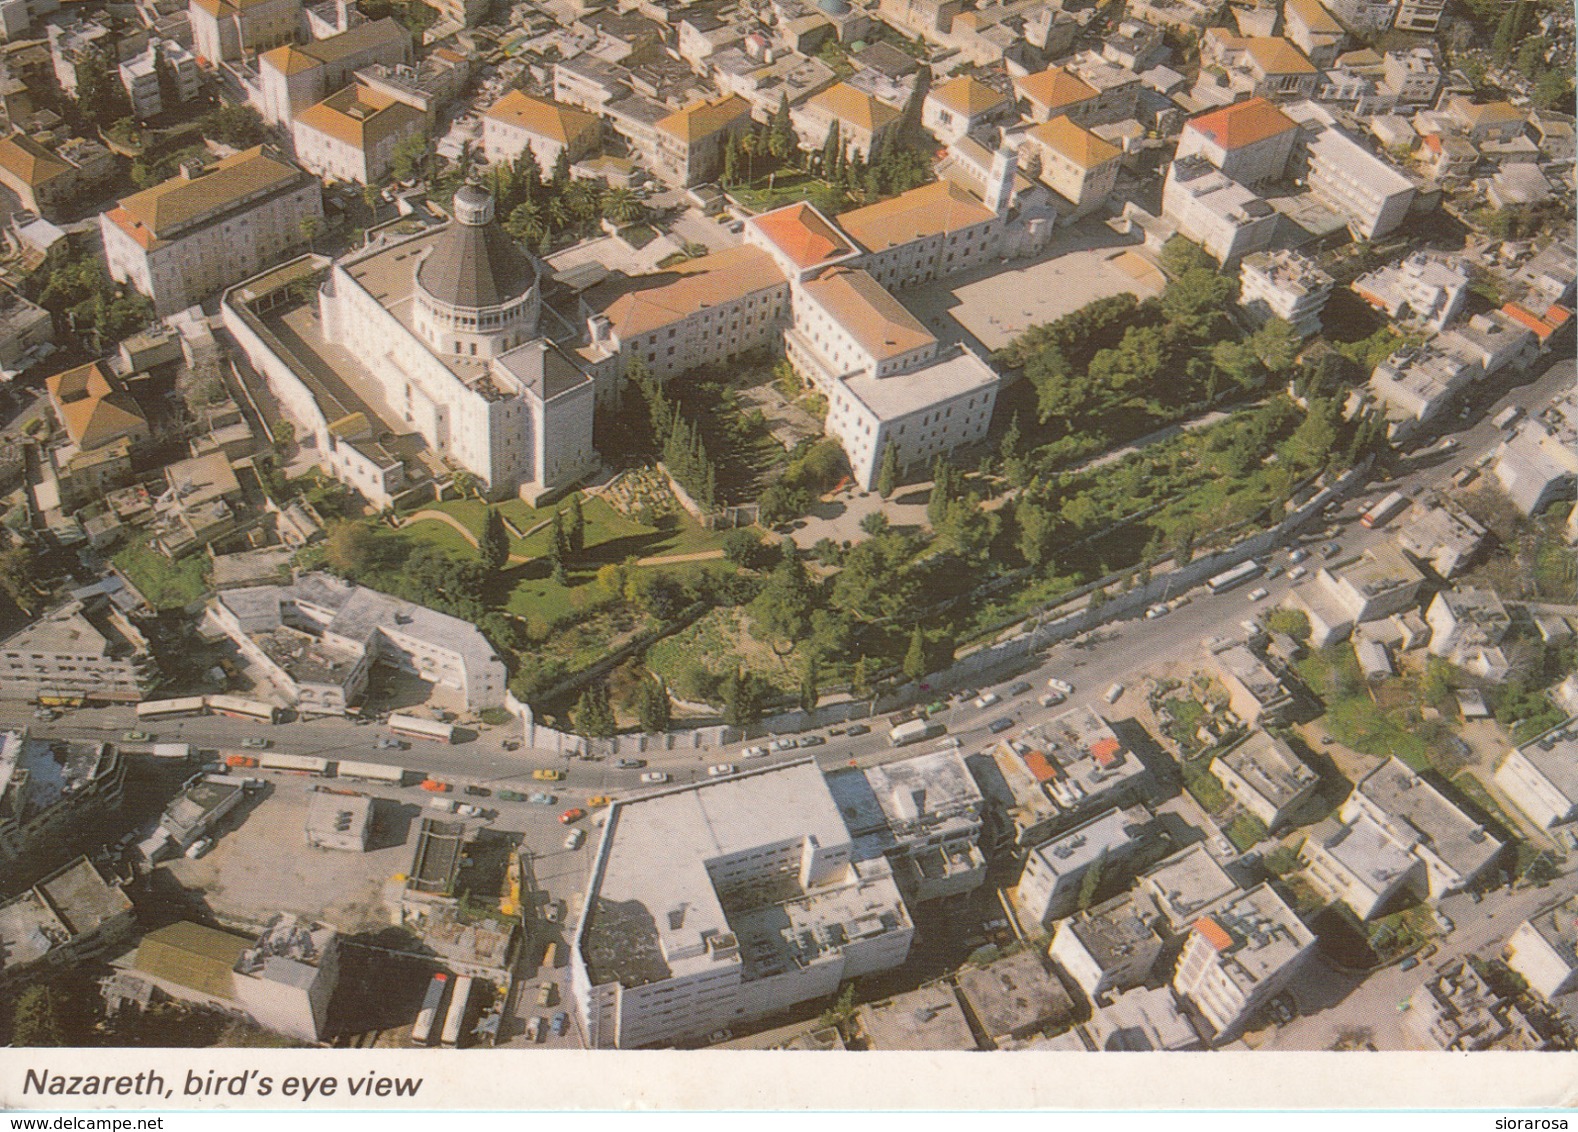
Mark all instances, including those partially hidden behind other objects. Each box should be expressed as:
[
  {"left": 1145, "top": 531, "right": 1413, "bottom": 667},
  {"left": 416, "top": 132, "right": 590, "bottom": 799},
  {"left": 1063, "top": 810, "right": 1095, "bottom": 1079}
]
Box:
[{"left": 0, "top": 0, "right": 1570, "bottom": 1061}]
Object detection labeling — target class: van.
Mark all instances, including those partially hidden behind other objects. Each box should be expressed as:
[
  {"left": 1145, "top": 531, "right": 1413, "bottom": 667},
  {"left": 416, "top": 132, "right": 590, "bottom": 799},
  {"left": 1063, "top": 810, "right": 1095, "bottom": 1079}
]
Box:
[{"left": 1103, "top": 683, "right": 1125, "bottom": 704}]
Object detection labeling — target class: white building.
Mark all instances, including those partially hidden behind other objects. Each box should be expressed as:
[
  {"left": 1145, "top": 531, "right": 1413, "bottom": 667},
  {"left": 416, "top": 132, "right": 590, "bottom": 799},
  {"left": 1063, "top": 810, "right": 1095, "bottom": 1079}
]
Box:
[
  {"left": 0, "top": 597, "right": 158, "bottom": 703},
  {"left": 1137, "top": 844, "right": 1240, "bottom": 931},
  {"left": 1175, "top": 97, "right": 1300, "bottom": 186},
  {"left": 1014, "top": 806, "right": 1153, "bottom": 928},
  {"left": 1239, "top": 249, "right": 1334, "bottom": 337},
  {"left": 102, "top": 147, "right": 323, "bottom": 317},
  {"left": 1323, "top": 0, "right": 1396, "bottom": 31},
  {"left": 1352, "top": 253, "right": 1470, "bottom": 332},
  {"left": 1161, "top": 156, "right": 1278, "bottom": 266},
  {"left": 1171, "top": 883, "right": 1314, "bottom": 1042},
  {"left": 1394, "top": 500, "right": 1486, "bottom": 579},
  {"left": 570, "top": 761, "right": 915, "bottom": 1049},
  {"left": 209, "top": 571, "right": 507, "bottom": 713},
  {"left": 483, "top": 90, "right": 601, "bottom": 178},
  {"left": 189, "top": 0, "right": 300, "bottom": 64},
  {"left": 1492, "top": 396, "right": 1578, "bottom": 516},
  {"left": 922, "top": 75, "right": 1013, "bottom": 143},
  {"left": 1505, "top": 900, "right": 1578, "bottom": 1001},
  {"left": 1021, "top": 115, "right": 1123, "bottom": 218},
  {"left": 1494, "top": 722, "right": 1578, "bottom": 831},
  {"left": 1393, "top": 0, "right": 1446, "bottom": 34},
  {"left": 1369, "top": 342, "right": 1483, "bottom": 426},
  {"left": 254, "top": 18, "right": 411, "bottom": 127},
  {"left": 292, "top": 83, "right": 426, "bottom": 185},
  {"left": 1210, "top": 729, "right": 1317, "bottom": 831},
  {"left": 1343, "top": 757, "right": 1503, "bottom": 899},
  {"left": 1286, "top": 100, "right": 1416, "bottom": 240},
  {"left": 119, "top": 40, "right": 200, "bottom": 119},
  {"left": 1085, "top": 986, "right": 1203, "bottom": 1050},
  {"left": 1302, "top": 813, "right": 1424, "bottom": 918},
  {"left": 1048, "top": 891, "right": 1165, "bottom": 1000},
  {"left": 1426, "top": 587, "right": 1511, "bottom": 680}
]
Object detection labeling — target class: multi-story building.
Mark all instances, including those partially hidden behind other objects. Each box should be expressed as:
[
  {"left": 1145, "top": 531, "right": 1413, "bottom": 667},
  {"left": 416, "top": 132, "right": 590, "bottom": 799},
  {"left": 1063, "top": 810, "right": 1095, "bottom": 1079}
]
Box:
[
  {"left": 1086, "top": 986, "right": 1203, "bottom": 1050},
  {"left": 1014, "top": 806, "right": 1154, "bottom": 928},
  {"left": 1303, "top": 812, "right": 1423, "bottom": 918},
  {"left": 209, "top": 570, "right": 507, "bottom": 714},
  {"left": 1061, "top": 50, "right": 1143, "bottom": 124},
  {"left": 0, "top": 287, "right": 53, "bottom": 373},
  {"left": 1200, "top": 31, "right": 1319, "bottom": 100},
  {"left": 119, "top": 40, "right": 200, "bottom": 119},
  {"left": 189, "top": 0, "right": 301, "bottom": 64},
  {"left": 1137, "top": 844, "right": 1240, "bottom": 931},
  {"left": 1323, "top": 0, "right": 1396, "bottom": 31},
  {"left": 1022, "top": 115, "right": 1122, "bottom": 218},
  {"left": 1286, "top": 100, "right": 1416, "bottom": 240},
  {"left": 1239, "top": 250, "right": 1334, "bottom": 337},
  {"left": 1282, "top": 0, "right": 1345, "bottom": 68},
  {"left": 1505, "top": 899, "right": 1578, "bottom": 1001},
  {"left": 0, "top": 132, "right": 116, "bottom": 221},
  {"left": 1381, "top": 46, "right": 1443, "bottom": 108},
  {"left": 921, "top": 75, "right": 1013, "bottom": 143},
  {"left": 793, "top": 81, "right": 902, "bottom": 160},
  {"left": 1394, "top": 500, "right": 1486, "bottom": 579},
  {"left": 1013, "top": 66, "right": 1099, "bottom": 125},
  {"left": 45, "top": 361, "right": 150, "bottom": 454},
  {"left": 1494, "top": 722, "right": 1578, "bottom": 830},
  {"left": 0, "top": 597, "right": 158, "bottom": 703},
  {"left": 647, "top": 94, "right": 752, "bottom": 187},
  {"left": 571, "top": 760, "right": 916, "bottom": 1049},
  {"left": 292, "top": 83, "right": 425, "bottom": 185},
  {"left": 1443, "top": 96, "right": 1527, "bottom": 145},
  {"left": 255, "top": 18, "right": 410, "bottom": 126},
  {"left": 1210, "top": 730, "right": 1316, "bottom": 831},
  {"left": 1174, "top": 98, "right": 1299, "bottom": 186},
  {"left": 1048, "top": 891, "right": 1166, "bottom": 1000},
  {"left": 0, "top": 731, "right": 124, "bottom": 877},
  {"left": 1209, "top": 644, "right": 1295, "bottom": 727},
  {"left": 1171, "top": 883, "right": 1315, "bottom": 1043},
  {"left": 1405, "top": 963, "right": 1547, "bottom": 1051},
  {"left": 1352, "top": 253, "right": 1470, "bottom": 332},
  {"left": 1161, "top": 156, "right": 1278, "bottom": 266},
  {"left": 102, "top": 146, "right": 323, "bottom": 317},
  {"left": 1345, "top": 757, "right": 1503, "bottom": 899},
  {"left": 483, "top": 90, "right": 600, "bottom": 179},
  {"left": 0, "top": 857, "right": 133, "bottom": 988},
  {"left": 1368, "top": 341, "right": 1482, "bottom": 425}
]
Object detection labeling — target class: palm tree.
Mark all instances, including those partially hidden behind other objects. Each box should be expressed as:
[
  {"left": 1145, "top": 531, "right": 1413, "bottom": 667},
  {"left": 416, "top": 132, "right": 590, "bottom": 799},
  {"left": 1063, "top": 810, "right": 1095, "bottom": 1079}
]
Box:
[
  {"left": 739, "top": 131, "right": 759, "bottom": 183},
  {"left": 505, "top": 200, "right": 541, "bottom": 244},
  {"left": 565, "top": 179, "right": 599, "bottom": 224},
  {"left": 545, "top": 196, "right": 569, "bottom": 230},
  {"left": 601, "top": 186, "right": 642, "bottom": 224}
]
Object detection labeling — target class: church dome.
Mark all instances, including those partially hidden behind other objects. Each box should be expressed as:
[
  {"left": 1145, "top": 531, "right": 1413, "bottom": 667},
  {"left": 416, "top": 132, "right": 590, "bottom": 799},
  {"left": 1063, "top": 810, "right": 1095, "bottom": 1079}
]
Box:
[{"left": 416, "top": 185, "right": 536, "bottom": 312}]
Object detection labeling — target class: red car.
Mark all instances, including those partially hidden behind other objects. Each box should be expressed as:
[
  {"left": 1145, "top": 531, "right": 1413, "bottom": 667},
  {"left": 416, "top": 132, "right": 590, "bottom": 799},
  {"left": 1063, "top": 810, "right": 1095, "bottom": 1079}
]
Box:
[
  {"left": 420, "top": 779, "right": 451, "bottom": 793},
  {"left": 559, "top": 807, "right": 586, "bottom": 825}
]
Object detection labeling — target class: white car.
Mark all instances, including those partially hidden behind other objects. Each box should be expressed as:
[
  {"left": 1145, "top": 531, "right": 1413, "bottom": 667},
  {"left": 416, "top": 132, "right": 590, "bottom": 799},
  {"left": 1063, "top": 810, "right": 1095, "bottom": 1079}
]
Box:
[
  {"left": 741, "top": 745, "right": 768, "bottom": 760},
  {"left": 455, "top": 803, "right": 483, "bottom": 818},
  {"left": 768, "top": 737, "right": 798, "bottom": 752},
  {"left": 1288, "top": 565, "right": 1308, "bottom": 580},
  {"left": 1046, "top": 678, "right": 1074, "bottom": 696},
  {"left": 707, "top": 763, "right": 737, "bottom": 777},
  {"left": 1288, "top": 548, "right": 1309, "bottom": 564},
  {"left": 185, "top": 837, "right": 214, "bottom": 859},
  {"left": 564, "top": 828, "right": 586, "bottom": 850},
  {"left": 973, "top": 692, "right": 1000, "bottom": 709},
  {"left": 1144, "top": 604, "right": 1169, "bottom": 619},
  {"left": 640, "top": 771, "right": 670, "bottom": 784},
  {"left": 1247, "top": 587, "right": 1270, "bottom": 602},
  {"left": 1103, "top": 683, "right": 1125, "bottom": 704},
  {"left": 428, "top": 798, "right": 457, "bottom": 813}
]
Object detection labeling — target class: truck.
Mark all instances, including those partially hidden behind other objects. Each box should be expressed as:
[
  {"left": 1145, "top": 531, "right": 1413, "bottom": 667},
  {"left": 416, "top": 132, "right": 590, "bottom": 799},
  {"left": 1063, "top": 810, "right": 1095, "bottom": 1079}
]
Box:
[
  {"left": 888, "top": 719, "right": 946, "bottom": 748},
  {"left": 1361, "top": 491, "right": 1409, "bottom": 529},
  {"left": 440, "top": 975, "right": 473, "bottom": 1047},
  {"left": 411, "top": 973, "right": 449, "bottom": 1045},
  {"left": 335, "top": 760, "right": 409, "bottom": 786},
  {"left": 257, "top": 752, "right": 332, "bottom": 775}
]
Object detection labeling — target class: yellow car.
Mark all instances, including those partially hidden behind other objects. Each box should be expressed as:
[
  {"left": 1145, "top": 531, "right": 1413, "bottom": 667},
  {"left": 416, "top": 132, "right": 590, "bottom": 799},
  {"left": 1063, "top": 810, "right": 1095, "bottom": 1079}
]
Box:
[
  {"left": 588, "top": 794, "right": 613, "bottom": 808},
  {"left": 532, "top": 768, "right": 563, "bottom": 781}
]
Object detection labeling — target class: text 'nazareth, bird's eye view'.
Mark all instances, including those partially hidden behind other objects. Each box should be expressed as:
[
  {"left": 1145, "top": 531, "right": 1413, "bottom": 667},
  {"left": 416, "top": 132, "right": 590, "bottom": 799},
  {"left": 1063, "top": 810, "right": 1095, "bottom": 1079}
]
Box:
[{"left": 0, "top": 0, "right": 1569, "bottom": 1062}]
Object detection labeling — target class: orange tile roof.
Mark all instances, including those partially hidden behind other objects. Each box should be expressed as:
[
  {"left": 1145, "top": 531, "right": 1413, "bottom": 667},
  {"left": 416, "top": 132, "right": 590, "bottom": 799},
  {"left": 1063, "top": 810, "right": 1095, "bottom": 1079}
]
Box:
[
  {"left": 1090, "top": 737, "right": 1121, "bottom": 767},
  {"left": 295, "top": 84, "right": 424, "bottom": 153},
  {"left": 807, "top": 82, "right": 901, "bottom": 136},
  {"left": 260, "top": 44, "right": 319, "bottom": 76},
  {"left": 835, "top": 179, "right": 996, "bottom": 252},
  {"left": 1246, "top": 37, "right": 1317, "bottom": 75},
  {"left": 928, "top": 75, "right": 1011, "bottom": 118},
  {"left": 656, "top": 93, "right": 750, "bottom": 145},
  {"left": 802, "top": 268, "right": 934, "bottom": 363},
  {"left": 1021, "top": 749, "right": 1058, "bottom": 783},
  {"left": 46, "top": 361, "right": 148, "bottom": 451},
  {"left": 1185, "top": 97, "right": 1298, "bottom": 151},
  {"left": 750, "top": 201, "right": 855, "bottom": 270},
  {"left": 1451, "top": 98, "right": 1526, "bottom": 127},
  {"left": 1194, "top": 916, "right": 1235, "bottom": 952},
  {"left": 110, "top": 146, "right": 305, "bottom": 242},
  {"left": 591, "top": 246, "right": 787, "bottom": 339},
  {"left": 1502, "top": 302, "right": 1571, "bottom": 342},
  {"left": 1285, "top": 0, "right": 1345, "bottom": 35},
  {"left": 485, "top": 90, "right": 599, "bottom": 146},
  {"left": 1014, "top": 67, "right": 1098, "bottom": 116},
  {"left": 0, "top": 133, "right": 70, "bottom": 188},
  {"left": 1028, "top": 115, "right": 1121, "bottom": 170}
]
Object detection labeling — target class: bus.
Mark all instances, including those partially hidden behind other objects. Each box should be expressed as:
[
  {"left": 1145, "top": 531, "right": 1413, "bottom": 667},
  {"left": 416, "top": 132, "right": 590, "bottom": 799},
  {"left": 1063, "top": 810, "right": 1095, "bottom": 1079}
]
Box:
[
  {"left": 888, "top": 719, "right": 946, "bottom": 748},
  {"left": 1207, "top": 560, "right": 1263, "bottom": 595},
  {"left": 388, "top": 714, "right": 456, "bottom": 744},
  {"left": 137, "top": 696, "right": 208, "bottom": 721},
  {"left": 37, "top": 691, "right": 87, "bottom": 708},
  {"left": 336, "top": 760, "right": 409, "bottom": 785},
  {"left": 411, "top": 973, "right": 449, "bottom": 1046},
  {"left": 257, "top": 752, "right": 332, "bottom": 775},
  {"left": 205, "top": 695, "right": 281, "bottom": 724},
  {"left": 440, "top": 975, "right": 473, "bottom": 1048},
  {"left": 1361, "top": 491, "right": 1409, "bottom": 529}
]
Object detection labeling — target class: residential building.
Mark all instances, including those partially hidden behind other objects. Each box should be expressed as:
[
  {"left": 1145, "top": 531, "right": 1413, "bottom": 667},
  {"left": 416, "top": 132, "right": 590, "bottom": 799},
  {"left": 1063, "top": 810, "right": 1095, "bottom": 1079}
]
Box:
[
  {"left": 189, "top": 0, "right": 301, "bottom": 64},
  {"left": 117, "top": 916, "right": 340, "bottom": 1042},
  {"left": 119, "top": 40, "right": 200, "bottom": 119},
  {"left": 1492, "top": 395, "right": 1578, "bottom": 516},
  {"left": 648, "top": 94, "right": 752, "bottom": 187},
  {"left": 1446, "top": 311, "right": 1536, "bottom": 378},
  {"left": 1303, "top": 813, "right": 1423, "bottom": 918},
  {"left": 1014, "top": 66, "right": 1099, "bottom": 125},
  {"left": 157, "top": 777, "right": 247, "bottom": 853},
  {"left": 954, "top": 950, "right": 1077, "bottom": 1043},
  {"left": 254, "top": 18, "right": 411, "bottom": 127},
  {"left": 1425, "top": 587, "right": 1511, "bottom": 680},
  {"left": 1171, "top": 883, "right": 1315, "bottom": 1043},
  {"left": 0, "top": 731, "right": 124, "bottom": 874},
  {"left": 45, "top": 361, "right": 149, "bottom": 454},
  {"left": 0, "top": 857, "right": 133, "bottom": 989},
  {"left": 1392, "top": 0, "right": 1444, "bottom": 32},
  {"left": 1174, "top": 97, "right": 1299, "bottom": 186},
  {"left": 1014, "top": 805, "right": 1154, "bottom": 928},
  {"left": 483, "top": 91, "right": 600, "bottom": 179},
  {"left": 1368, "top": 342, "right": 1482, "bottom": 426},
  {"left": 855, "top": 984, "right": 976, "bottom": 1050},
  {"left": 571, "top": 761, "right": 916, "bottom": 1049},
  {"left": 1444, "top": 97, "right": 1528, "bottom": 145},
  {"left": 1323, "top": 0, "right": 1396, "bottom": 31},
  {"left": 1344, "top": 757, "right": 1503, "bottom": 899},
  {"left": 0, "top": 597, "right": 158, "bottom": 703},
  {"left": 877, "top": 0, "right": 962, "bottom": 39},
  {"left": 1061, "top": 50, "right": 1143, "bottom": 125},
  {"left": 1085, "top": 986, "right": 1203, "bottom": 1050},
  {"left": 0, "top": 132, "right": 116, "bottom": 221},
  {"left": 1238, "top": 249, "right": 1333, "bottom": 337},
  {"left": 101, "top": 146, "right": 323, "bottom": 317},
  {"left": 793, "top": 81, "right": 901, "bottom": 161},
  {"left": 1381, "top": 46, "right": 1443, "bottom": 108},
  {"left": 1210, "top": 729, "right": 1316, "bottom": 831},
  {"left": 922, "top": 75, "right": 1013, "bottom": 144},
  {"left": 1022, "top": 115, "right": 1122, "bottom": 218},
  {"left": 1494, "top": 722, "right": 1578, "bottom": 831},
  {"left": 1286, "top": 100, "right": 1415, "bottom": 239},
  {"left": 1405, "top": 963, "right": 1546, "bottom": 1051},
  {"left": 1352, "top": 253, "right": 1470, "bottom": 332},
  {"left": 292, "top": 83, "right": 425, "bottom": 185},
  {"left": 208, "top": 570, "right": 508, "bottom": 713},
  {"left": 1137, "top": 844, "right": 1239, "bottom": 931},
  {"left": 1200, "top": 31, "right": 1319, "bottom": 100},
  {"left": 824, "top": 748, "right": 987, "bottom": 904},
  {"left": 1505, "top": 900, "right": 1578, "bottom": 1001},
  {"left": 1161, "top": 156, "right": 1278, "bottom": 266},
  {"left": 354, "top": 53, "right": 471, "bottom": 123},
  {"left": 0, "top": 287, "right": 52, "bottom": 374},
  {"left": 1048, "top": 890, "right": 1166, "bottom": 1000},
  {"left": 1318, "top": 543, "right": 1427, "bottom": 623},
  {"left": 1282, "top": 0, "right": 1345, "bottom": 68},
  {"left": 1210, "top": 645, "right": 1295, "bottom": 727},
  {"left": 1394, "top": 500, "right": 1485, "bottom": 579}
]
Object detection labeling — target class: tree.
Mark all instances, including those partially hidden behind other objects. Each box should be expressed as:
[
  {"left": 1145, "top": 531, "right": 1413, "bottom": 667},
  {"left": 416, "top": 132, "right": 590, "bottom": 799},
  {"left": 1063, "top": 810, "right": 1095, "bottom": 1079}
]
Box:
[
  {"left": 12, "top": 986, "right": 69, "bottom": 1046},
  {"left": 902, "top": 624, "right": 926, "bottom": 680},
  {"left": 721, "top": 667, "right": 764, "bottom": 727},
  {"left": 721, "top": 528, "right": 759, "bottom": 567},
  {"left": 75, "top": 45, "right": 130, "bottom": 128},
  {"left": 390, "top": 134, "right": 430, "bottom": 184},
  {"left": 821, "top": 120, "right": 841, "bottom": 174},
  {"left": 298, "top": 216, "right": 323, "bottom": 253},
  {"left": 0, "top": 545, "right": 38, "bottom": 612},
  {"left": 202, "top": 104, "right": 266, "bottom": 148},
  {"left": 505, "top": 199, "right": 542, "bottom": 245},
  {"left": 859, "top": 511, "right": 890, "bottom": 538},
  {"left": 548, "top": 509, "right": 569, "bottom": 585},
  {"left": 876, "top": 443, "right": 900, "bottom": 498},
  {"left": 566, "top": 494, "right": 586, "bottom": 557},
  {"left": 574, "top": 683, "right": 616, "bottom": 738},
  {"left": 769, "top": 93, "right": 796, "bottom": 161},
  {"left": 851, "top": 655, "right": 871, "bottom": 699},
  {"left": 1159, "top": 235, "right": 1214, "bottom": 279},
  {"left": 601, "top": 186, "right": 641, "bottom": 225},
  {"left": 750, "top": 544, "right": 815, "bottom": 643},
  {"left": 1077, "top": 847, "right": 1109, "bottom": 911},
  {"left": 479, "top": 506, "right": 510, "bottom": 572},
  {"left": 799, "top": 653, "right": 819, "bottom": 713},
  {"left": 152, "top": 44, "right": 182, "bottom": 116},
  {"left": 637, "top": 677, "right": 671, "bottom": 732}
]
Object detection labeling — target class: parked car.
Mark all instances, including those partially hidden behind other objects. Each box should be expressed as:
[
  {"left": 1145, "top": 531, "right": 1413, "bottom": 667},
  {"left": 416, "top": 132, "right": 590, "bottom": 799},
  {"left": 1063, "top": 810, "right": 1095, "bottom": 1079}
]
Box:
[
  {"left": 587, "top": 794, "right": 612, "bottom": 808},
  {"left": 1289, "top": 548, "right": 1309, "bottom": 564},
  {"left": 527, "top": 792, "right": 556, "bottom": 805},
  {"left": 641, "top": 771, "right": 670, "bottom": 784},
  {"left": 564, "top": 829, "right": 585, "bottom": 850},
  {"left": 455, "top": 803, "right": 483, "bottom": 818},
  {"left": 769, "top": 738, "right": 797, "bottom": 752},
  {"left": 707, "top": 763, "right": 737, "bottom": 777},
  {"left": 497, "top": 790, "right": 526, "bottom": 802},
  {"left": 1008, "top": 681, "right": 1033, "bottom": 697},
  {"left": 428, "top": 798, "right": 456, "bottom": 813},
  {"left": 1265, "top": 564, "right": 1284, "bottom": 579},
  {"left": 1288, "top": 565, "right": 1308, "bottom": 580},
  {"left": 925, "top": 700, "right": 948, "bottom": 716},
  {"left": 32, "top": 709, "right": 57, "bottom": 721},
  {"left": 559, "top": 807, "right": 587, "bottom": 824},
  {"left": 533, "top": 769, "right": 563, "bottom": 781},
  {"left": 1145, "top": 604, "right": 1170, "bottom": 619},
  {"left": 742, "top": 746, "right": 768, "bottom": 759},
  {"left": 615, "top": 758, "right": 646, "bottom": 769},
  {"left": 122, "top": 730, "right": 152, "bottom": 743},
  {"left": 537, "top": 982, "right": 555, "bottom": 1007},
  {"left": 1038, "top": 691, "right": 1065, "bottom": 707},
  {"left": 420, "top": 779, "right": 451, "bottom": 793},
  {"left": 799, "top": 735, "right": 825, "bottom": 747},
  {"left": 974, "top": 692, "right": 1000, "bottom": 709},
  {"left": 375, "top": 737, "right": 404, "bottom": 750},
  {"left": 1400, "top": 955, "right": 1420, "bottom": 971},
  {"left": 464, "top": 785, "right": 491, "bottom": 797},
  {"left": 845, "top": 724, "right": 871, "bottom": 737},
  {"left": 1104, "top": 683, "right": 1125, "bottom": 703},
  {"left": 988, "top": 717, "right": 1015, "bottom": 734},
  {"left": 1320, "top": 541, "right": 1341, "bottom": 558},
  {"left": 551, "top": 1011, "right": 569, "bottom": 1036},
  {"left": 1247, "top": 587, "right": 1269, "bottom": 602},
  {"left": 501, "top": 739, "right": 521, "bottom": 751},
  {"left": 1046, "top": 678, "right": 1074, "bottom": 696},
  {"left": 241, "top": 737, "right": 270, "bottom": 750},
  {"left": 185, "top": 837, "right": 214, "bottom": 859}
]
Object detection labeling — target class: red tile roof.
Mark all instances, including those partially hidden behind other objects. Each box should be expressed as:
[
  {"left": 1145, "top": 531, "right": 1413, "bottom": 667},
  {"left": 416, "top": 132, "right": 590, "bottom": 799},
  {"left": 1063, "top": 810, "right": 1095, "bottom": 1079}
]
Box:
[
  {"left": 1194, "top": 916, "right": 1235, "bottom": 952},
  {"left": 1186, "top": 97, "right": 1298, "bottom": 152},
  {"left": 749, "top": 201, "right": 854, "bottom": 270}
]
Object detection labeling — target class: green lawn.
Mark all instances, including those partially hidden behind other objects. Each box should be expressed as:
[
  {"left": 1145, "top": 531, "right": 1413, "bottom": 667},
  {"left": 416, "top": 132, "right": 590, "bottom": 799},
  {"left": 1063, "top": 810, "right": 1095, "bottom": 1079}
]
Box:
[
  {"left": 730, "top": 172, "right": 846, "bottom": 214},
  {"left": 1181, "top": 757, "right": 1229, "bottom": 813},
  {"left": 1225, "top": 812, "right": 1269, "bottom": 853},
  {"left": 112, "top": 535, "right": 211, "bottom": 610}
]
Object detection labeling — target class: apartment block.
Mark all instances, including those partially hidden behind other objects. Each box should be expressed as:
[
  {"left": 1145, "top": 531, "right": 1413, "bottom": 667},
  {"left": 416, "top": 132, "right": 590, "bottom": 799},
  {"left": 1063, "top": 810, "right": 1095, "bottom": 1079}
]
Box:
[
  {"left": 483, "top": 90, "right": 600, "bottom": 179},
  {"left": 1239, "top": 250, "right": 1333, "bottom": 336},
  {"left": 1494, "top": 723, "right": 1578, "bottom": 831},
  {"left": 1015, "top": 806, "right": 1154, "bottom": 928},
  {"left": 1343, "top": 757, "right": 1502, "bottom": 899},
  {"left": 120, "top": 40, "right": 200, "bottom": 119},
  {"left": 1161, "top": 156, "right": 1278, "bottom": 266},
  {"left": 1287, "top": 100, "right": 1415, "bottom": 240},
  {"left": 293, "top": 83, "right": 425, "bottom": 185},
  {"left": 1210, "top": 730, "right": 1316, "bottom": 831},
  {"left": 189, "top": 0, "right": 300, "bottom": 64},
  {"left": 1352, "top": 253, "right": 1470, "bottom": 332},
  {"left": 1171, "top": 884, "right": 1314, "bottom": 1042},
  {"left": 255, "top": 18, "right": 411, "bottom": 126},
  {"left": 1505, "top": 899, "right": 1578, "bottom": 1001}
]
